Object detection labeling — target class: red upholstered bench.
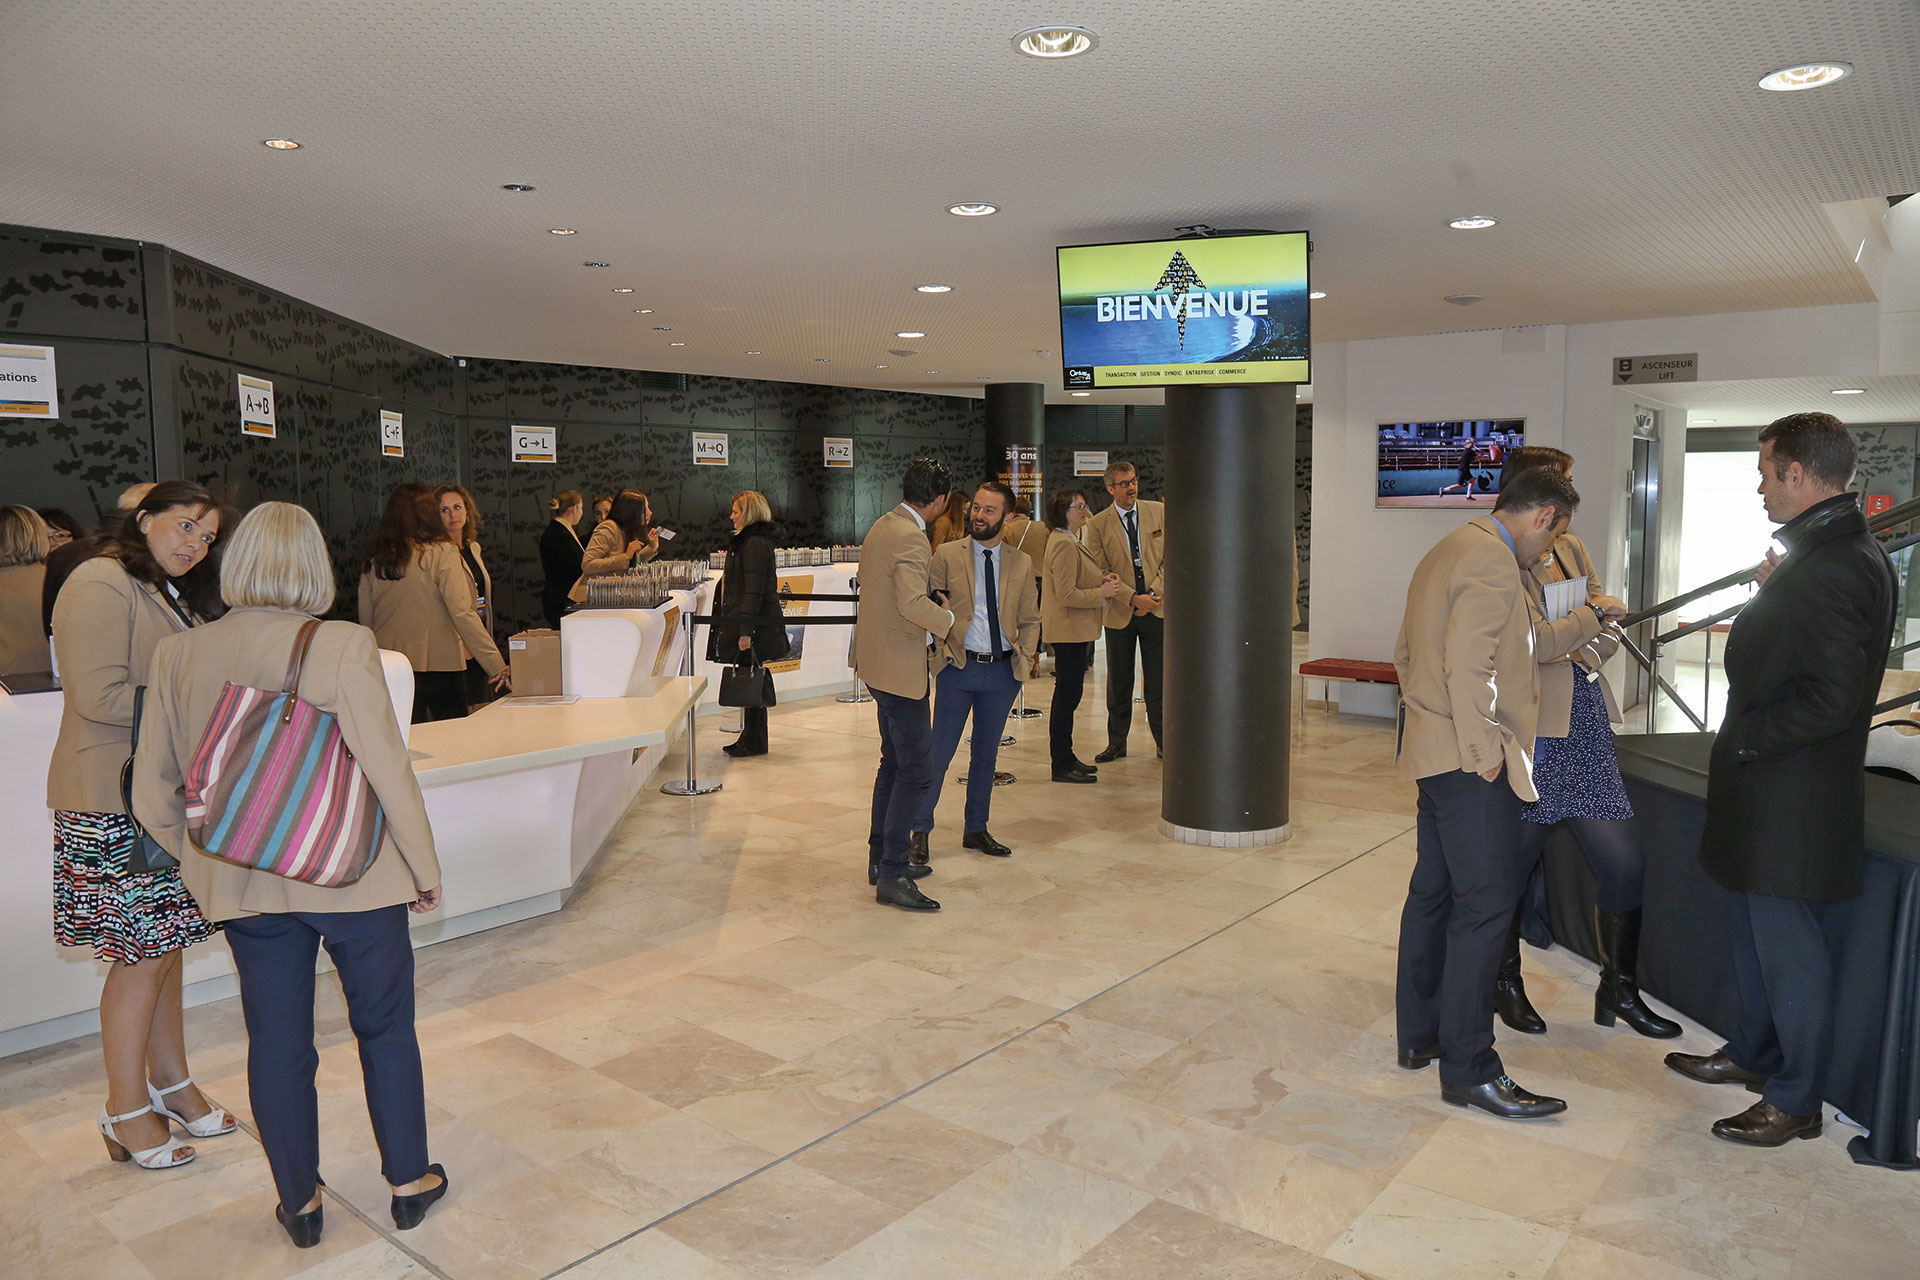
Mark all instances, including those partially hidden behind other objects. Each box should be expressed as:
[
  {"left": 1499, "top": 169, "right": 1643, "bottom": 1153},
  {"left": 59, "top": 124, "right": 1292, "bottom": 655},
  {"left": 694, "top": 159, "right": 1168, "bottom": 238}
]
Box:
[{"left": 1296, "top": 659, "right": 1400, "bottom": 723}]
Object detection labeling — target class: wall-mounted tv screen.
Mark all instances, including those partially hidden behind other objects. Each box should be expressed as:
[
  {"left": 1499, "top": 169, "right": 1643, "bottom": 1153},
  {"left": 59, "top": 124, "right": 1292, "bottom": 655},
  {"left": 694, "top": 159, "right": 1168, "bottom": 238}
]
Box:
[
  {"left": 1376, "top": 419, "right": 1527, "bottom": 509},
  {"left": 1056, "top": 232, "right": 1310, "bottom": 390}
]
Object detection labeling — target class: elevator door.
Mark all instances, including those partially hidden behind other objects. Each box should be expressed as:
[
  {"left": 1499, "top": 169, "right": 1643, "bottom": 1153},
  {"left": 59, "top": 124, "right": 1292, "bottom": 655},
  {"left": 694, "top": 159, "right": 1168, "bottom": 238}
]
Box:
[{"left": 1624, "top": 425, "right": 1661, "bottom": 708}]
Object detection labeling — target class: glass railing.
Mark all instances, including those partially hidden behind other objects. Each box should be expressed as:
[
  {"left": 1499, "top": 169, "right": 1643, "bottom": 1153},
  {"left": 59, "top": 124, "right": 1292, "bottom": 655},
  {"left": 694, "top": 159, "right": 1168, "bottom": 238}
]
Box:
[{"left": 1615, "top": 494, "right": 1920, "bottom": 734}]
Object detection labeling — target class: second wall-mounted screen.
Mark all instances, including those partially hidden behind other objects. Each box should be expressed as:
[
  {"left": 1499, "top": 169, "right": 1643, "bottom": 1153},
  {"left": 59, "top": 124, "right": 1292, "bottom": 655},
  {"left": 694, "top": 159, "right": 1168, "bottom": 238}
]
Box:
[{"left": 1376, "top": 419, "right": 1527, "bottom": 508}]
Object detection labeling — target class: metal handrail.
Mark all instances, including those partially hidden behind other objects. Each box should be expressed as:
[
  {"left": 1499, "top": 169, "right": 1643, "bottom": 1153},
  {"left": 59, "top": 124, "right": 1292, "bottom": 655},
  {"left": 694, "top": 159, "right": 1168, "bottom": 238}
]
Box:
[{"left": 1615, "top": 491, "right": 1920, "bottom": 733}]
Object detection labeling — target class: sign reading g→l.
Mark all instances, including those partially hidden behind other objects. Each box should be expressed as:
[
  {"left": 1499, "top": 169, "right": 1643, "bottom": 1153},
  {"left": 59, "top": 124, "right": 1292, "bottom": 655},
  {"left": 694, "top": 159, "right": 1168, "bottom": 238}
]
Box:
[
  {"left": 693, "top": 431, "right": 729, "bottom": 465},
  {"left": 512, "top": 425, "right": 556, "bottom": 463}
]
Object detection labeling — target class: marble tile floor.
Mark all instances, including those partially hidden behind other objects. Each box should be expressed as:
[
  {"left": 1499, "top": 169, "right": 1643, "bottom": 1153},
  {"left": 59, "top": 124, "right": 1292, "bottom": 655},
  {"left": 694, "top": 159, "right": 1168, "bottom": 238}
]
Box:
[{"left": 3, "top": 663, "right": 1912, "bottom": 1279}]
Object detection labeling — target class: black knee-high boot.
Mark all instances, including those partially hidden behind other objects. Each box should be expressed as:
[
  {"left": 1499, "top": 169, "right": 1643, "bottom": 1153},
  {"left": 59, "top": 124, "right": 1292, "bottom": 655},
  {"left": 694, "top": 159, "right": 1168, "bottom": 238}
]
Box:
[
  {"left": 1591, "top": 907, "right": 1682, "bottom": 1038},
  {"left": 1494, "top": 915, "right": 1546, "bottom": 1034}
]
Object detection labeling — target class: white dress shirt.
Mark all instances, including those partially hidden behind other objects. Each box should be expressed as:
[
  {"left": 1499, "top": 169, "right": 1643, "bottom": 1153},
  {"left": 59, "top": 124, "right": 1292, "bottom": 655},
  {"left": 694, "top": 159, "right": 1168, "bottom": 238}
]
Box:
[{"left": 963, "top": 537, "right": 1006, "bottom": 654}]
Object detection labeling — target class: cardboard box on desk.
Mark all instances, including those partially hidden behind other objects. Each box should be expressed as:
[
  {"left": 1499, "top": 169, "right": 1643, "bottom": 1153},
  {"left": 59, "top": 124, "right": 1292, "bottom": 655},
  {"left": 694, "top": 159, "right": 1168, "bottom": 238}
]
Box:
[{"left": 507, "top": 630, "right": 563, "bottom": 695}]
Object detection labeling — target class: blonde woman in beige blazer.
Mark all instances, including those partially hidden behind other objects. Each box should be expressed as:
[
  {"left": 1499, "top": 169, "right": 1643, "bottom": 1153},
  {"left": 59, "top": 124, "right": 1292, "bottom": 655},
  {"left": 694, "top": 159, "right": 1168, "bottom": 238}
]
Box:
[
  {"left": 1041, "top": 489, "right": 1121, "bottom": 781},
  {"left": 568, "top": 489, "right": 658, "bottom": 602},
  {"left": 48, "top": 481, "right": 234, "bottom": 1174},
  {"left": 0, "top": 504, "right": 52, "bottom": 674},
  {"left": 135, "top": 502, "right": 447, "bottom": 1248},
  {"left": 1493, "top": 447, "right": 1681, "bottom": 1042},
  {"left": 358, "top": 483, "right": 507, "bottom": 723}
]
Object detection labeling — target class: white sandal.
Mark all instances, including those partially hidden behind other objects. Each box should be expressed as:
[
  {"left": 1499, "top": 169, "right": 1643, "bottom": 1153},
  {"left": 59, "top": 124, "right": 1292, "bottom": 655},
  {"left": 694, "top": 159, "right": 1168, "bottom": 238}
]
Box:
[
  {"left": 148, "top": 1077, "right": 238, "bottom": 1138},
  {"left": 99, "top": 1104, "right": 196, "bottom": 1169}
]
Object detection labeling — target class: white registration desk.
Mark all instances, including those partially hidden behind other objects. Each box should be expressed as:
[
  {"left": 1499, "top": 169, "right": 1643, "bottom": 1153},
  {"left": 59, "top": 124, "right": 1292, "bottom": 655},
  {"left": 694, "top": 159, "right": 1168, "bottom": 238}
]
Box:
[{"left": 0, "top": 660, "right": 707, "bottom": 1058}]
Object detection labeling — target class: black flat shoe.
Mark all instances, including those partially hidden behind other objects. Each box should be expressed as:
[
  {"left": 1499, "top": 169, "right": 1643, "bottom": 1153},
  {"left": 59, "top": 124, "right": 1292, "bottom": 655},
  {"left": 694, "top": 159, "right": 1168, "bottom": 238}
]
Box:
[
  {"left": 1397, "top": 1043, "right": 1441, "bottom": 1070},
  {"left": 1051, "top": 769, "right": 1097, "bottom": 783},
  {"left": 868, "top": 863, "right": 932, "bottom": 885},
  {"left": 276, "top": 1202, "right": 324, "bottom": 1249},
  {"left": 875, "top": 877, "right": 941, "bottom": 911},
  {"left": 1093, "top": 745, "right": 1126, "bottom": 763},
  {"left": 962, "top": 829, "right": 1012, "bottom": 857},
  {"left": 1664, "top": 1050, "right": 1766, "bottom": 1092},
  {"left": 1071, "top": 758, "right": 1098, "bottom": 774},
  {"left": 391, "top": 1163, "right": 448, "bottom": 1230},
  {"left": 1711, "top": 1100, "right": 1821, "bottom": 1147},
  {"left": 1441, "top": 1075, "right": 1567, "bottom": 1119},
  {"left": 721, "top": 743, "right": 766, "bottom": 758},
  {"left": 908, "top": 830, "right": 930, "bottom": 867}
]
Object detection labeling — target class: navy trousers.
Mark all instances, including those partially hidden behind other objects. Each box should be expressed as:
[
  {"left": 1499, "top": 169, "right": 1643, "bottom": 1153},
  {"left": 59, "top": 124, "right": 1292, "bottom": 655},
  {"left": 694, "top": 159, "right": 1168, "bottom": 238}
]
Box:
[
  {"left": 1048, "top": 640, "right": 1094, "bottom": 771},
  {"left": 914, "top": 658, "right": 1022, "bottom": 833},
  {"left": 1395, "top": 769, "right": 1532, "bottom": 1089},
  {"left": 868, "top": 688, "right": 933, "bottom": 879},
  {"left": 1722, "top": 890, "right": 1849, "bottom": 1118},
  {"left": 223, "top": 905, "right": 431, "bottom": 1213}
]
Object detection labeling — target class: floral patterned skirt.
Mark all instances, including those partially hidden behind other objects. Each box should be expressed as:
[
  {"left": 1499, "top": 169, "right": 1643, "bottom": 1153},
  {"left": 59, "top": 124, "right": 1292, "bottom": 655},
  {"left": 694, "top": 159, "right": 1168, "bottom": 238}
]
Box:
[{"left": 52, "top": 810, "right": 214, "bottom": 964}]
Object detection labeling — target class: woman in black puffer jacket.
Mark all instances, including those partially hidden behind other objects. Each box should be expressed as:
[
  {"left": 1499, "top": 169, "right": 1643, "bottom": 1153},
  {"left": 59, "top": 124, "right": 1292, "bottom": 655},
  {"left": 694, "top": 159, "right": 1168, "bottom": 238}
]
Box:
[{"left": 707, "top": 491, "right": 789, "bottom": 757}]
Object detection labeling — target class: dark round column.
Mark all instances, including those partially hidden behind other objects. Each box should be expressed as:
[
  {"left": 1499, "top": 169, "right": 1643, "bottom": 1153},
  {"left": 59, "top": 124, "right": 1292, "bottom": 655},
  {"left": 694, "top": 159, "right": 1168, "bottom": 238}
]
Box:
[
  {"left": 1161, "top": 383, "right": 1296, "bottom": 845},
  {"left": 983, "top": 383, "right": 1045, "bottom": 506}
]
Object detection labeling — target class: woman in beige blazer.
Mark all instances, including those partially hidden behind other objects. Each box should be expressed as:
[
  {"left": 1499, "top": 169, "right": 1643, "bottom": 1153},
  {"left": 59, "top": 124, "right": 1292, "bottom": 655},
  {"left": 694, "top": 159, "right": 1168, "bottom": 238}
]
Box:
[
  {"left": 569, "top": 488, "right": 658, "bottom": 602},
  {"left": 1494, "top": 447, "right": 1680, "bottom": 1042},
  {"left": 135, "top": 502, "right": 447, "bottom": 1248},
  {"left": 1041, "top": 489, "right": 1121, "bottom": 782},
  {"left": 48, "top": 480, "right": 234, "bottom": 1175},
  {"left": 358, "top": 483, "right": 508, "bottom": 723},
  {"left": 0, "top": 505, "right": 53, "bottom": 674},
  {"left": 434, "top": 483, "right": 498, "bottom": 709}
]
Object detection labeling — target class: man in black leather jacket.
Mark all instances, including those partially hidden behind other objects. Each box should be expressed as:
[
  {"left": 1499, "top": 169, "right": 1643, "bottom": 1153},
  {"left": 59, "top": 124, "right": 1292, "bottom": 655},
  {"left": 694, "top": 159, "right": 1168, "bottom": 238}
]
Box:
[{"left": 1666, "top": 412, "right": 1896, "bottom": 1147}]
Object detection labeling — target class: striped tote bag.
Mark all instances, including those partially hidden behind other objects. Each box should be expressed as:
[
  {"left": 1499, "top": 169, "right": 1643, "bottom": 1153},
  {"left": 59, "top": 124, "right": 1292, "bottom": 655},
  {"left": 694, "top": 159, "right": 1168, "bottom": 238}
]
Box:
[{"left": 184, "top": 620, "right": 385, "bottom": 887}]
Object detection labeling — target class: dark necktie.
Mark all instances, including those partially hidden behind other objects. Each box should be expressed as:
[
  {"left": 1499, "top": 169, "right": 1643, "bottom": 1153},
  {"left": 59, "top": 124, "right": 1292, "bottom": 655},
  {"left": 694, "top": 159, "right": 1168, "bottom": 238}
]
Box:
[
  {"left": 1123, "top": 510, "right": 1146, "bottom": 594},
  {"left": 983, "top": 549, "right": 1003, "bottom": 655}
]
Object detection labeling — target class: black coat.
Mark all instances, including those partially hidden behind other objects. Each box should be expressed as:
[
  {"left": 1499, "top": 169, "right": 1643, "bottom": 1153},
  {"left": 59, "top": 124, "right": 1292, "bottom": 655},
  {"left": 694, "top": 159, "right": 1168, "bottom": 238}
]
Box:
[
  {"left": 1703, "top": 495, "right": 1896, "bottom": 901},
  {"left": 538, "top": 519, "right": 584, "bottom": 628},
  {"left": 706, "top": 522, "right": 790, "bottom": 665}
]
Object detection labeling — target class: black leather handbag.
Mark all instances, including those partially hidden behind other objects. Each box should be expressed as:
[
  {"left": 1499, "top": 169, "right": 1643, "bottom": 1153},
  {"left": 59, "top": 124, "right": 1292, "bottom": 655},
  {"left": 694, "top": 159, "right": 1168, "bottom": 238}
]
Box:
[
  {"left": 121, "top": 685, "right": 180, "bottom": 874},
  {"left": 718, "top": 662, "right": 776, "bottom": 709}
]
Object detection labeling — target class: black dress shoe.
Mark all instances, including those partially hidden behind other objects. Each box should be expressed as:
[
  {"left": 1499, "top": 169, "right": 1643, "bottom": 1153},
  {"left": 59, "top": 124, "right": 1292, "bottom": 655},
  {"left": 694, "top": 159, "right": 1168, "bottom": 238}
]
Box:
[
  {"left": 868, "top": 863, "right": 932, "bottom": 885},
  {"left": 1441, "top": 1075, "right": 1567, "bottom": 1119},
  {"left": 276, "top": 1202, "right": 324, "bottom": 1249},
  {"left": 1071, "top": 758, "right": 1098, "bottom": 774},
  {"left": 1665, "top": 1050, "right": 1766, "bottom": 1093},
  {"left": 1712, "top": 1100, "right": 1821, "bottom": 1146},
  {"left": 876, "top": 877, "right": 941, "bottom": 911},
  {"left": 1093, "top": 745, "right": 1126, "bottom": 763},
  {"left": 908, "top": 830, "right": 930, "bottom": 867},
  {"left": 1051, "top": 768, "right": 1097, "bottom": 783},
  {"left": 963, "top": 829, "right": 1012, "bottom": 857},
  {"left": 1397, "top": 1043, "right": 1441, "bottom": 1071},
  {"left": 392, "top": 1163, "right": 449, "bottom": 1230}
]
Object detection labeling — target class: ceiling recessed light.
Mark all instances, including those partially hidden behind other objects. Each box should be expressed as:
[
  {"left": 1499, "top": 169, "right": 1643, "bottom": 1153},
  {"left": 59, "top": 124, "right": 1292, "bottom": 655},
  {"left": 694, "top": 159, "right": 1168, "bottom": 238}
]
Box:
[
  {"left": 815, "top": 357, "right": 831, "bottom": 362},
  {"left": 668, "top": 341, "right": 686, "bottom": 347},
  {"left": 500, "top": 183, "right": 535, "bottom": 192},
  {"left": 896, "top": 330, "right": 927, "bottom": 339},
  {"left": 611, "top": 287, "right": 634, "bottom": 293},
  {"left": 916, "top": 284, "right": 953, "bottom": 293},
  {"left": 875, "top": 364, "right": 890, "bottom": 369},
  {"left": 653, "top": 326, "right": 671, "bottom": 331},
  {"left": 977, "top": 376, "right": 993, "bottom": 381},
  {"left": 1832, "top": 387, "right": 1867, "bottom": 395},
  {"left": 1759, "top": 62, "right": 1853, "bottom": 92},
  {"left": 582, "top": 261, "right": 609, "bottom": 268},
  {"left": 1308, "top": 291, "right": 1327, "bottom": 300},
  {"left": 1012, "top": 25, "right": 1097, "bottom": 58},
  {"left": 635, "top": 308, "right": 653, "bottom": 314},
  {"left": 947, "top": 202, "right": 999, "bottom": 217},
  {"left": 1447, "top": 216, "right": 1498, "bottom": 230},
  {"left": 1070, "top": 391, "right": 1091, "bottom": 397},
  {"left": 925, "top": 369, "right": 941, "bottom": 374},
  {"left": 744, "top": 350, "right": 762, "bottom": 355},
  {"left": 261, "top": 138, "right": 301, "bottom": 150},
  {"left": 1443, "top": 294, "right": 1485, "bottom": 306},
  {"left": 548, "top": 228, "right": 577, "bottom": 235}
]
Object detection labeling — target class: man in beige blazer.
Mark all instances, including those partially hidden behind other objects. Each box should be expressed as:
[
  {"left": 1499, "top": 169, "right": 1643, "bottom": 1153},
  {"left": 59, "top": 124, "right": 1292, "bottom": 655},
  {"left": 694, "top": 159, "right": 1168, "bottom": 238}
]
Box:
[
  {"left": 1083, "top": 461, "right": 1165, "bottom": 760},
  {"left": 911, "top": 481, "right": 1041, "bottom": 861},
  {"left": 852, "top": 458, "right": 957, "bottom": 911},
  {"left": 1393, "top": 466, "right": 1607, "bottom": 1121}
]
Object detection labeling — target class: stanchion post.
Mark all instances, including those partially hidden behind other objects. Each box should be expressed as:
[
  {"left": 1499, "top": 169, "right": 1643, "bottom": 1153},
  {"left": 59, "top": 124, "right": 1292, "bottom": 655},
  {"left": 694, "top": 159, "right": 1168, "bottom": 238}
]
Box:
[
  {"left": 836, "top": 574, "right": 875, "bottom": 703},
  {"left": 1010, "top": 682, "right": 1040, "bottom": 719},
  {"left": 661, "top": 604, "right": 722, "bottom": 797}
]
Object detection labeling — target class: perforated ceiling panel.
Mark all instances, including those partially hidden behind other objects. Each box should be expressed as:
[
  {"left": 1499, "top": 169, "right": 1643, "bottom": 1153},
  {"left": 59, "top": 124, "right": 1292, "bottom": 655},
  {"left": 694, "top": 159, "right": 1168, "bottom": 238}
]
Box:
[
  {"left": 1, "top": 1, "right": 1915, "bottom": 401},
  {"left": 1636, "top": 376, "right": 1920, "bottom": 427}
]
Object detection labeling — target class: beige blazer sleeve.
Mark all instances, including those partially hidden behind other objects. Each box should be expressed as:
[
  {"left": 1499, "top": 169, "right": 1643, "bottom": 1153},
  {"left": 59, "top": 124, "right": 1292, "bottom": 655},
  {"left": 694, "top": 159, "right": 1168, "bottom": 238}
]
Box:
[
  {"left": 428, "top": 543, "right": 505, "bottom": 676},
  {"left": 328, "top": 626, "right": 441, "bottom": 893},
  {"left": 1010, "top": 550, "right": 1041, "bottom": 681},
  {"left": 51, "top": 566, "right": 141, "bottom": 729},
  {"left": 1045, "top": 532, "right": 1103, "bottom": 613},
  {"left": 896, "top": 536, "right": 956, "bottom": 637},
  {"left": 1442, "top": 550, "right": 1524, "bottom": 771}
]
